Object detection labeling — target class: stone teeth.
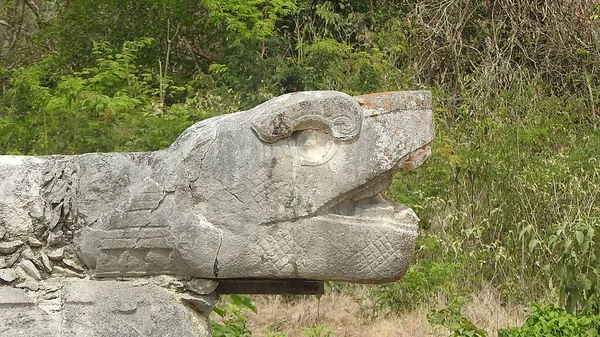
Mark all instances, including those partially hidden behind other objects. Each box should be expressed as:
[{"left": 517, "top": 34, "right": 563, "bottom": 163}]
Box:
[
  {"left": 46, "top": 247, "right": 64, "bottom": 261},
  {"left": 0, "top": 240, "right": 23, "bottom": 255},
  {"left": 27, "top": 237, "right": 43, "bottom": 248},
  {"left": 0, "top": 268, "right": 19, "bottom": 283},
  {"left": 40, "top": 252, "right": 53, "bottom": 273},
  {"left": 62, "top": 258, "right": 85, "bottom": 272},
  {"left": 52, "top": 266, "right": 83, "bottom": 278},
  {"left": 19, "top": 259, "right": 42, "bottom": 280}
]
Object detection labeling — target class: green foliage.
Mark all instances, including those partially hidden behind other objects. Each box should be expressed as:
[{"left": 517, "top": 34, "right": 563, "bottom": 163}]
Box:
[
  {"left": 262, "top": 324, "right": 336, "bottom": 337},
  {"left": 230, "top": 294, "right": 258, "bottom": 314},
  {"left": 2, "top": 38, "right": 195, "bottom": 154},
  {"left": 46, "top": 0, "right": 210, "bottom": 77},
  {"left": 543, "top": 218, "right": 600, "bottom": 314},
  {"left": 428, "top": 302, "right": 488, "bottom": 337},
  {"left": 2, "top": 0, "right": 600, "bottom": 318},
  {"left": 212, "top": 295, "right": 258, "bottom": 337},
  {"left": 262, "top": 330, "right": 287, "bottom": 337},
  {"left": 302, "top": 325, "right": 336, "bottom": 337},
  {"left": 393, "top": 84, "right": 600, "bottom": 303},
  {"left": 499, "top": 304, "right": 600, "bottom": 337},
  {"left": 429, "top": 303, "right": 600, "bottom": 337},
  {"left": 202, "top": 0, "right": 298, "bottom": 46}
]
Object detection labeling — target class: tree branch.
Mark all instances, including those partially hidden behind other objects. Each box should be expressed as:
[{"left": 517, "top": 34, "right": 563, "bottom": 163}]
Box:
[
  {"left": 182, "top": 37, "right": 202, "bottom": 71},
  {"left": 22, "top": 0, "right": 40, "bottom": 18}
]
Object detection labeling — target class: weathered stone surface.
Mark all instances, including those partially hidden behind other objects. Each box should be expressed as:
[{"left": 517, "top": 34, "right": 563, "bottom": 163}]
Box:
[
  {"left": 0, "top": 90, "right": 433, "bottom": 335},
  {"left": 0, "top": 240, "right": 23, "bottom": 255},
  {"left": 20, "top": 244, "right": 36, "bottom": 260},
  {"left": 0, "top": 279, "right": 212, "bottom": 337},
  {"left": 28, "top": 237, "right": 43, "bottom": 248},
  {"left": 16, "top": 279, "right": 39, "bottom": 291},
  {"left": 0, "top": 268, "right": 18, "bottom": 283},
  {"left": 0, "top": 286, "right": 34, "bottom": 303},
  {"left": 47, "top": 232, "right": 64, "bottom": 246},
  {"left": 186, "top": 278, "right": 219, "bottom": 295},
  {"left": 40, "top": 252, "right": 53, "bottom": 273},
  {"left": 19, "top": 259, "right": 42, "bottom": 280},
  {"left": 47, "top": 247, "right": 64, "bottom": 261},
  {"left": 181, "top": 292, "right": 217, "bottom": 314},
  {"left": 62, "top": 258, "right": 85, "bottom": 272},
  {"left": 4, "top": 250, "right": 20, "bottom": 268},
  {"left": 52, "top": 266, "right": 83, "bottom": 278}
]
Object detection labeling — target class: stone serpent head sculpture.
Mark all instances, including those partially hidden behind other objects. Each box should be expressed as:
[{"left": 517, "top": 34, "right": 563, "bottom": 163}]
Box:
[
  {"left": 1, "top": 90, "right": 433, "bottom": 336},
  {"left": 0, "top": 90, "right": 433, "bottom": 284}
]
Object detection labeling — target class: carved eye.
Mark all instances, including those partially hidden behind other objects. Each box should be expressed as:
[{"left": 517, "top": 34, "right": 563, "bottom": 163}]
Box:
[{"left": 288, "top": 130, "right": 338, "bottom": 166}]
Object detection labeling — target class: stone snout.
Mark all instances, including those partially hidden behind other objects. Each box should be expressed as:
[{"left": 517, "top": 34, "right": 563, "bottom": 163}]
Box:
[
  {"left": 0, "top": 90, "right": 433, "bottom": 284},
  {"left": 212, "top": 90, "right": 434, "bottom": 283},
  {"left": 78, "top": 90, "right": 433, "bottom": 283},
  {"left": 0, "top": 90, "right": 433, "bottom": 337}
]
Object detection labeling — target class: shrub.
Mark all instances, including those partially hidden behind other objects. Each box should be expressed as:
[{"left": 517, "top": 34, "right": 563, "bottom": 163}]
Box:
[
  {"left": 212, "top": 295, "right": 257, "bottom": 337},
  {"left": 428, "top": 302, "right": 488, "bottom": 337},
  {"left": 499, "top": 304, "right": 600, "bottom": 337}
]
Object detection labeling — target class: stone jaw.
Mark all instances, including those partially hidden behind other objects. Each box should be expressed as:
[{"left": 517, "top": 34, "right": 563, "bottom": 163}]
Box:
[
  {"left": 0, "top": 90, "right": 433, "bottom": 336},
  {"left": 0, "top": 90, "right": 433, "bottom": 284}
]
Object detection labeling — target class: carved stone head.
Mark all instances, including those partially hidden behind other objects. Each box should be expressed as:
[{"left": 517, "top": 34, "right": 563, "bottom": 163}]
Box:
[{"left": 1, "top": 91, "right": 433, "bottom": 283}]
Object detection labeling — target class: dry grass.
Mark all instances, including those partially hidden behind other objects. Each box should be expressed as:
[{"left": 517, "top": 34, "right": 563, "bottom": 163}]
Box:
[{"left": 246, "top": 286, "right": 526, "bottom": 337}]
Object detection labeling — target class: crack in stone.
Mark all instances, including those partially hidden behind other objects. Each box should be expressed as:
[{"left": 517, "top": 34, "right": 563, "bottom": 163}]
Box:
[
  {"left": 212, "top": 230, "right": 223, "bottom": 278},
  {"left": 187, "top": 182, "right": 194, "bottom": 198},
  {"left": 150, "top": 190, "right": 173, "bottom": 213},
  {"left": 193, "top": 132, "right": 246, "bottom": 206},
  {"left": 211, "top": 174, "right": 246, "bottom": 206},
  {"left": 199, "top": 135, "right": 217, "bottom": 166},
  {"left": 227, "top": 189, "right": 244, "bottom": 205}
]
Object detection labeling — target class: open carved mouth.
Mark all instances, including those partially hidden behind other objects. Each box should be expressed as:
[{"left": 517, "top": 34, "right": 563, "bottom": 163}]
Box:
[
  {"left": 280, "top": 146, "right": 433, "bottom": 284},
  {"left": 316, "top": 142, "right": 432, "bottom": 230},
  {"left": 330, "top": 194, "right": 418, "bottom": 229}
]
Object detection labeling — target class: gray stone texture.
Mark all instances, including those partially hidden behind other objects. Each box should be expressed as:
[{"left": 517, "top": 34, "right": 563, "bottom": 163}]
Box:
[
  {"left": 0, "top": 90, "right": 434, "bottom": 336},
  {"left": 0, "top": 279, "right": 211, "bottom": 336}
]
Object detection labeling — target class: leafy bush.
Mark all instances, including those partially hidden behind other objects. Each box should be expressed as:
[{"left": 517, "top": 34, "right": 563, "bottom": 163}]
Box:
[
  {"left": 392, "top": 87, "right": 600, "bottom": 303},
  {"left": 212, "top": 295, "right": 258, "bottom": 337},
  {"left": 430, "top": 303, "right": 600, "bottom": 337},
  {"left": 302, "top": 325, "right": 336, "bottom": 337},
  {"left": 2, "top": 38, "right": 211, "bottom": 155},
  {"left": 542, "top": 217, "right": 600, "bottom": 314},
  {"left": 499, "top": 304, "right": 600, "bottom": 337},
  {"left": 428, "top": 302, "right": 488, "bottom": 337}
]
